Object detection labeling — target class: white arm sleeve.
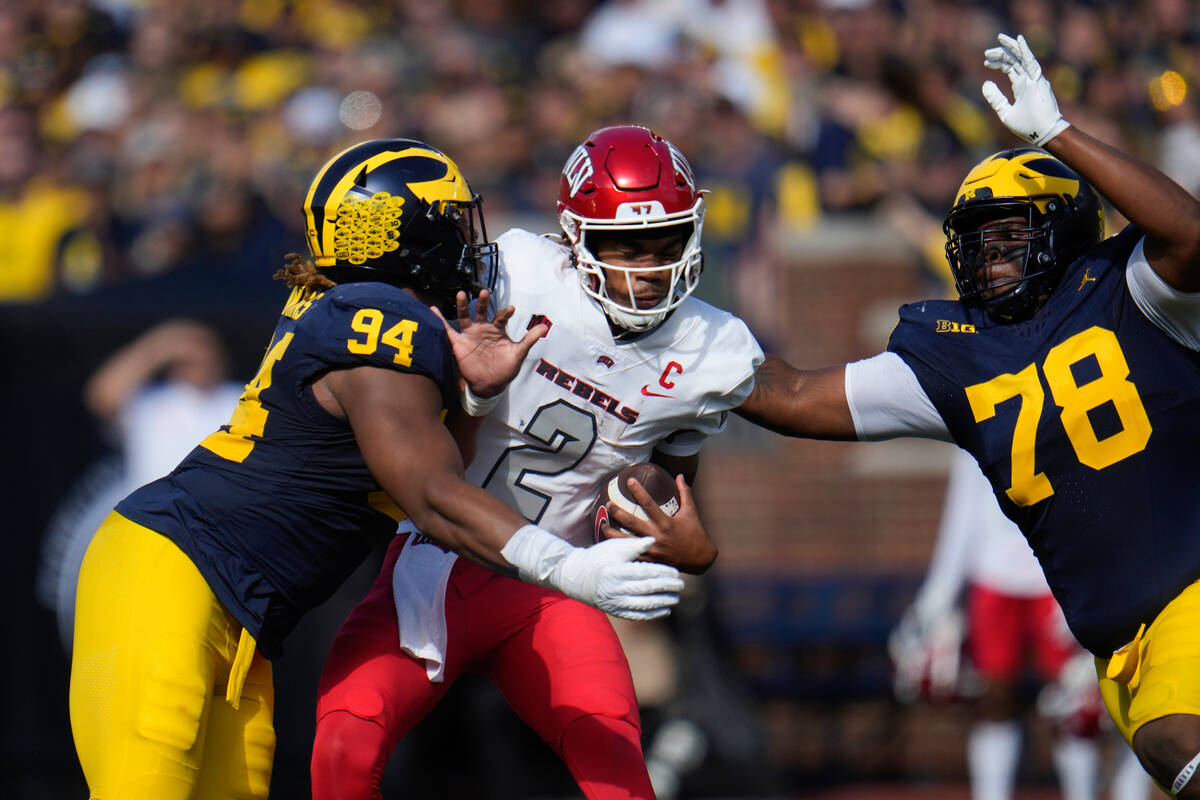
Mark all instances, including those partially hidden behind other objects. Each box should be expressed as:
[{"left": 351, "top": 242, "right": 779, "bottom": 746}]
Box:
[
  {"left": 654, "top": 427, "right": 711, "bottom": 458},
  {"left": 844, "top": 352, "right": 952, "bottom": 442},
  {"left": 657, "top": 429, "right": 710, "bottom": 460},
  {"left": 1126, "top": 236, "right": 1200, "bottom": 351},
  {"left": 653, "top": 370, "right": 756, "bottom": 457}
]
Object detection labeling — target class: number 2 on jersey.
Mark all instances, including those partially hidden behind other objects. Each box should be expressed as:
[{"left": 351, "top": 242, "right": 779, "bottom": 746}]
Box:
[
  {"left": 481, "top": 401, "right": 598, "bottom": 522},
  {"left": 965, "top": 326, "right": 1152, "bottom": 506}
]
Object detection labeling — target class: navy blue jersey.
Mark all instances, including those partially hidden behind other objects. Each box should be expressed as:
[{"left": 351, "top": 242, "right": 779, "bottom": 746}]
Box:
[
  {"left": 117, "top": 282, "right": 457, "bottom": 657},
  {"left": 888, "top": 226, "right": 1200, "bottom": 656}
]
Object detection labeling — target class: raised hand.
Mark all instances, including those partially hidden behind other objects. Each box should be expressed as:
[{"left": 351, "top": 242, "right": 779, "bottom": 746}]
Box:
[
  {"left": 607, "top": 474, "right": 717, "bottom": 574},
  {"left": 431, "top": 290, "right": 548, "bottom": 399},
  {"left": 982, "top": 33, "right": 1070, "bottom": 147}
]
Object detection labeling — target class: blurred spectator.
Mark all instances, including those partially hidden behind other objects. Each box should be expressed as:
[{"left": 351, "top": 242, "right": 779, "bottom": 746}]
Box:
[
  {"left": 0, "top": 0, "right": 1193, "bottom": 321},
  {"left": 890, "top": 450, "right": 1153, "bottom": 800},
  {"left": 692, "top": 99, "right": 788, "bottom": 345},
  {"left": 578, "top": 0, "right": 686, "bottom": 70},
  {"left": 81, "top": 318, "right": 241, "bottom": 476},
  {"left": 36, "top": 318, "right": 242, "bottom": 650},
  {"left": 0, "top": 104, "right": 93, "bottom": 301},
  {"left": 1154, "top": 92, "right": 1200, "bottom": 198}
]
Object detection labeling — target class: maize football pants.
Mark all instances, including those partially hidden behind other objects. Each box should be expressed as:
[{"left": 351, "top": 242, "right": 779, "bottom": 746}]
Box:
[{"left": 70, "top": 512, "right": 274, "bottom": 800}]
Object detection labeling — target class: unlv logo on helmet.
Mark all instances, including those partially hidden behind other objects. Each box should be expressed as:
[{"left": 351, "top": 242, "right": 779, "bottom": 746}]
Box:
[
  {"left": 563, "top": 145, "right": 594, "bottom": 199},
  {"left": 666, "top": 141, "right": 695, "bottom": 191},
  {"left": 557, "top": 126, "right": 702, "bottom": 227}
]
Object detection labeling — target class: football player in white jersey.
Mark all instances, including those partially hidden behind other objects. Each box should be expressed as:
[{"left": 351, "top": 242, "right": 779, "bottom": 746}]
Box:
[
  {"left": 311, "top": 125, "right": 764, "bottom": 800},
  {"left": 892, "top": 450, "right": 1151, "bottom": 800}
]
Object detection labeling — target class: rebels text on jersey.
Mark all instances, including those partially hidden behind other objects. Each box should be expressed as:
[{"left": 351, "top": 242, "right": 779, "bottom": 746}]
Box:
[
  {"left": 888, "top": 226, "right": 1200, "bottom": 656},
  {"left": 468, "top": 228, "right": 763, "bottom": 546},
  {"left": 116, "top": 282, "right": 457, "bottom": 657}
]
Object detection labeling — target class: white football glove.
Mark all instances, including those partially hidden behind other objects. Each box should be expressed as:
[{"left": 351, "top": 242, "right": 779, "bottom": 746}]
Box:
[
  {"left": 982, "top": 33, "right": 1071, "bottom": 147},
  {"left": 1036, "top": 650, "right": 1104, "bottom": 736},
  {"left": 501, "top": 524, "right": 684, "bottom": 620},
  {"left": 888, "top": 603, "right": 965, "bottom": 705}
]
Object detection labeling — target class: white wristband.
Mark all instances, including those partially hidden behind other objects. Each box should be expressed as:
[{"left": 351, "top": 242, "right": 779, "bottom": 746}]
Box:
[
  {"left": 499, "top": 524, "right": 571, "bottom": 584},
  {"left": 1033, "top": 118, "right": 1070, "bottom": 147},
  {"left": 1173, "top": 750, "right": 1200, "bottom": 795},
  {"left": 461, "top": 385, "right": 503, "bottom": 417}
]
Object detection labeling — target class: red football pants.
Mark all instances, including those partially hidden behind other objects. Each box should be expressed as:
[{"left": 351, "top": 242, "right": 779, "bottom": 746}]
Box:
[
  {"left": 966, "top": 583, "right": 1076, "bottom": 681},
  {"left": 312, "top": 535, "right": 655, "bottom": 800}
]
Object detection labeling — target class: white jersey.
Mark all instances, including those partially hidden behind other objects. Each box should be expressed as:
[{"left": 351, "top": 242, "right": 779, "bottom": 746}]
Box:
[
  {"left": 470, "top": 228, "right": 763, "bottom": 546},
  {"left": 915, "top": 449, "right": 1049, "bottom": 622},
  {"left": 394, "top": 227, "right": 763, "bottom": 680}
]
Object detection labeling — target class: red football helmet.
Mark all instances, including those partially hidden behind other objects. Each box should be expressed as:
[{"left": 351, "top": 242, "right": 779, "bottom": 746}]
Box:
[{"left": 557, "top": 125, "right": 705, "bottom": 332}]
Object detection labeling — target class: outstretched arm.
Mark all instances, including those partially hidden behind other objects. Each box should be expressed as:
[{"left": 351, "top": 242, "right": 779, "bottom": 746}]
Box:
[
  {"left": 335, "top": 368, "right": 530, "bottom": 568},
  {"left": 733, "top": 354, "right": 858, "bottom": 440},
  {"left": 982, "top": 33, "right": 1200, "bottom": 290}
]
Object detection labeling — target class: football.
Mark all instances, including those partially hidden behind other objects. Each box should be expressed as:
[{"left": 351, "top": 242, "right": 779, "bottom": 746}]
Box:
[{"left": 588, "top": 463, "right": 681, "bottom": 543}]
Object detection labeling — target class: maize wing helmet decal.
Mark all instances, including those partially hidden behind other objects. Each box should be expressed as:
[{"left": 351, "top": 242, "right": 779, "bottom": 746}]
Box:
[
  {"left": 943, "top": 148, "right": 1103, "bottom": 323},
  {"left": 951, "top": 149, "right": 1085, "bottom": 217},
  {"left": 305, "top": 143, "right": 472, "bottom": 266},
  {"left": 302, "top": 139, "right": 496, "bottom": 306}
]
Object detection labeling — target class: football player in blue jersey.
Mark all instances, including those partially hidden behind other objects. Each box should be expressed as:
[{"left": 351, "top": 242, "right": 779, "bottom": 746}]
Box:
[
  {"left": 68, "top": 139, "right": 686, "bottom": 800},
  {"left": 734, "top": 33, "right": 1200, "bottom": 796}
]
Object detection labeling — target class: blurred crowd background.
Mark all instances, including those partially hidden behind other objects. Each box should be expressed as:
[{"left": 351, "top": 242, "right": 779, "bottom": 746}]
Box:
[
  {"left": 4, "top": 0, "right": 1197, "bottom": 316},
  {"left": 3, "top": 0, "right": 1198, "bottom": 797}
]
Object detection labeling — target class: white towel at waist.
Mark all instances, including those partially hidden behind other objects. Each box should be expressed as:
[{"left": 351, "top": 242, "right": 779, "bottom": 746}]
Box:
[{"left": 392, "top": 519, "right": 459, "bottom": 682}]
